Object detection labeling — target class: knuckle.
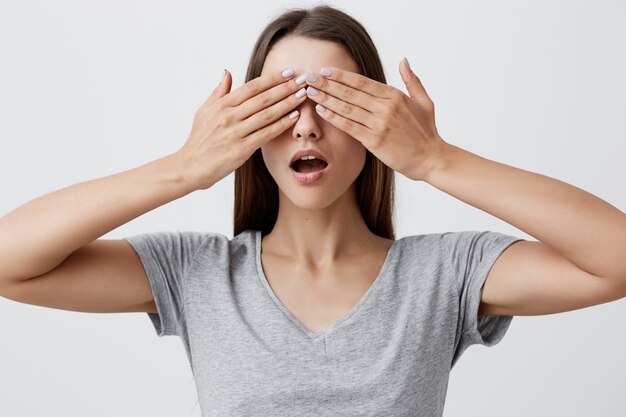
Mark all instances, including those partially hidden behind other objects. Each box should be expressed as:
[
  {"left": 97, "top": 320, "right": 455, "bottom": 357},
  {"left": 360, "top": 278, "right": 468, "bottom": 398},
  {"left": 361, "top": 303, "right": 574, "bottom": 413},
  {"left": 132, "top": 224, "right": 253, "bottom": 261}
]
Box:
[
  {"left": 388, "top": 99, "right": 400, "bottom": 114},
  {"left": 356, "top": 76, "right": 369, "bottom": 91},
  {"left": 282, "top": 81, "right": 293, "bottom": 93},
  {"left": 389, "top": 92, "right": 403, "bottom": 108},
  {"left": 342, "top": 101, "right": 355, "bottom": 114},
  {"left": 216, "top": 113, "right": 230, "bottom": 129},
  {"left": 380, "top": 120, "right": 391, "bottom": 138},
  {"left": 259, "top": 106, "right": 275, "bottom": 122},
  {"left": 379, "top": 103, "right": 392, "bottom": 119},
  {"left": 391, "top": 88, "right": 404, "bottom": 100},
  {"left": 212, "top": 101, "right": 225, "bottom": 113},
  {"left": 342, "top": 86, "right": 356, "bottom": 100},
  {"left": 342, "top": 117, "right": 355, "bottom": 132},
  {"left": 319, "top": 91, "right": 330, "bottom": 103},
  {"left": 372, "top": 119, "right": 386, "bottom": 140},
  {"left": 247, "top": 79, "right": 262, "bottom": 96},
  {"left": 271, "top": 71, "right": 282, "bottom": 85},
  {"left": 279, "top": 116, "right": 291, "bottom": 131},
  {"left": 258, "top": 124, "right": 275, "bottom": 140},
  {"left": 254, "top": 125, "right": 269, "bottom": 141},
  {"left": 255, "top": 92, "right": 271, "bottom": 107}
]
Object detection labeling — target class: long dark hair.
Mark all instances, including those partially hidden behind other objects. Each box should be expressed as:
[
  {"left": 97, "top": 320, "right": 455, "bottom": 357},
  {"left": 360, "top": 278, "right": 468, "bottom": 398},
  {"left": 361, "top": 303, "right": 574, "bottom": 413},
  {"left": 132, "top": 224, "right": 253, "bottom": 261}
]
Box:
[{"left": 233, "top": 4, "right": 396, "bottom": 240}]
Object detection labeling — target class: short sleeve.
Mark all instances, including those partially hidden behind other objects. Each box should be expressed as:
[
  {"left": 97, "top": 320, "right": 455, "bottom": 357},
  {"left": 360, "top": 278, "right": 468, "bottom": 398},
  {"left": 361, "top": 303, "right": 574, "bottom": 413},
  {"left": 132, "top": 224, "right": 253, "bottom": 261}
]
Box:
[
  {"left": 443, "top": 230, "right": 526, "bottom": 368},
  {"left": 123, "top": 230, "right": 214, "bottom": 337}
]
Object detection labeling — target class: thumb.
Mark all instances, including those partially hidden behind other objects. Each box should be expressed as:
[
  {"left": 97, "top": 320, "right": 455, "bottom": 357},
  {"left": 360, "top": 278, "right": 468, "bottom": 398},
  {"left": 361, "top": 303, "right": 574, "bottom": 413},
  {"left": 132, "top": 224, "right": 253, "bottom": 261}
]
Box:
[
  {"left": 203, "top": 69, "right": 232, "bottom": 106},
  {"left": 215, "top": 69, "right": 232, "bottom": 95},
  {"left": 399, "top": 57, "right": 426, "bottom": 100}
]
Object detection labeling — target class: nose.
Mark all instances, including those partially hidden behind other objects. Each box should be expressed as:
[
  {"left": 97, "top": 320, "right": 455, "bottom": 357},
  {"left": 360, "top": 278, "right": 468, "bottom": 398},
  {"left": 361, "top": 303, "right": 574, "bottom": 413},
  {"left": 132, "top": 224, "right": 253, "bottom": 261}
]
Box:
[{"left": 292, "top": 99, "right": 322, "bottom": 141}]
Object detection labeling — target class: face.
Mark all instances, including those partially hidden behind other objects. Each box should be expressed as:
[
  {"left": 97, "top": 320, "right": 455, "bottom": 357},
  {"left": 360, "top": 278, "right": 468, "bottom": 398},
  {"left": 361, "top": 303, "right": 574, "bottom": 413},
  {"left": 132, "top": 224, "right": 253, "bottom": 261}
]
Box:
[{"left": 260, "top": 36, "right": 367, "bottom": 210}]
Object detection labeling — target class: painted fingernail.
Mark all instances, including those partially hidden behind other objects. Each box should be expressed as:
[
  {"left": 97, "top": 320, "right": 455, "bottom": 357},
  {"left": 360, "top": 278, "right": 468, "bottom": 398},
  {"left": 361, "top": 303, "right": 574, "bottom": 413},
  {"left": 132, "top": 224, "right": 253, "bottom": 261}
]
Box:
[
  {"left": 295, "top": 87, "right": 307, "bottom": 98},
  {"left": 289, "top": 110, "right": 299, "bottom": 119},
  {"left": 295, "top": 74, "right": 307, "bottom": 84},
  {"left": 306, "top": 86, "right": 319, "bottom": 96},
  {"left": 306, "top": 73, "right": 318, "bottom": 83},
  {"left": 282, "top": 68, "right": 295, "bottom": 77},
  {"left": 402, "top": 57, "right": 411, "bottom": 70},
  {"left": 315, "top": 104, "right": 326, "bottom": 112},
  {"left": 320, "top": 67, "right": 332, "bottom": 77}
]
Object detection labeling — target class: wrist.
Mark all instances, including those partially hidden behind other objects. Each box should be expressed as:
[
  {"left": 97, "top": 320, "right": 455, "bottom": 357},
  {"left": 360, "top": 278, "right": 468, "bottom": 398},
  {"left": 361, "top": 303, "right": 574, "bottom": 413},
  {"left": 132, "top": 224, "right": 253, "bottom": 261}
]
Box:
[
  {"left": 161, "top": 151, "right": 202, "bottom": 194},
  {"left": 420, "top": 137, "right": 455, "bottom": 184}
]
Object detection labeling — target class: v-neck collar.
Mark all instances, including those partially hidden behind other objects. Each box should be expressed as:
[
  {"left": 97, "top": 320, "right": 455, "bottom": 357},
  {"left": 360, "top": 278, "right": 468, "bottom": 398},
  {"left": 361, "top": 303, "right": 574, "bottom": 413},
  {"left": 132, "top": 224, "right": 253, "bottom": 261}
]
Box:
[{"left": 254, "top": 229, "right": 398, "bottom": 340}]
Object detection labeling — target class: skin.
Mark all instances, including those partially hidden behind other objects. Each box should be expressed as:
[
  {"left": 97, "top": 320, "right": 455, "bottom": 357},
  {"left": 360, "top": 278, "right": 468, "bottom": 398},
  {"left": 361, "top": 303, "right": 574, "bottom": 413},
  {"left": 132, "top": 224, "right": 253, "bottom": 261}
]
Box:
[
  {"left": 259, "top": 35, "right": 394, "bottom": 282},
  {"left": 292, "top": 45, "right": 626, "bottom": 316}
]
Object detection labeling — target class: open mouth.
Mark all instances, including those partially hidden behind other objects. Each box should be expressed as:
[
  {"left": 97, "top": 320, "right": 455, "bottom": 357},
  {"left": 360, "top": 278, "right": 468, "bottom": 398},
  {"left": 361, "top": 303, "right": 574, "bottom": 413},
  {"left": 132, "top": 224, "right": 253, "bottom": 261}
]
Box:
[{"left": 290, "top": 158, "right": 329, "bottom": 173}]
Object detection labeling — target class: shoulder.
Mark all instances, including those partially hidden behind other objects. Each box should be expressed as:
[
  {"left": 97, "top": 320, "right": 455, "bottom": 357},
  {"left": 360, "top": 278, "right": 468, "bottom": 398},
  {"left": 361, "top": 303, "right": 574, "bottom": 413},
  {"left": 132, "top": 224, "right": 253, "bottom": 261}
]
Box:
[
  {"left": 395, "top": 230, "right": 521, "bottom": 267},
  {"left": 190, "top": 229, "right": 258, "bottom": 260}
]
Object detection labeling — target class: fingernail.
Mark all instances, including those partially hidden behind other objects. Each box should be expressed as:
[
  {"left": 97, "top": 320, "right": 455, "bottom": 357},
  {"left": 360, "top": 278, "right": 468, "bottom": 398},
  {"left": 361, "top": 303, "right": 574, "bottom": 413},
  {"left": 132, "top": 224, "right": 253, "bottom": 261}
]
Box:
[
  {"left": 295, "top": 74, "right": 308, "bottom": 84},
  {"left": 295, "top": 87, "right": 306, "bottom": 98},
  {"left": 220, "top": 69, "right": 226, "bottom": 84},
  {"left": 315, "top": 104, "right": 326, "bottom": 113},
  {"left": 320, "top": 67, "right": 332, "bottom": 77},
  {"left": 306, "top": 73, "right": 318, "bottom": 83},
  {"left": 402, "top": 57, "right": 411, "bottom": 70},
  {"left": 306, "top": 86, "right": 319, "bottom": 96},
  {"left": 282, "top": 68, "right": 295, "bottom": 77},
  {"left": 289, "top": 110, "right": 299, "bottom": 119}
]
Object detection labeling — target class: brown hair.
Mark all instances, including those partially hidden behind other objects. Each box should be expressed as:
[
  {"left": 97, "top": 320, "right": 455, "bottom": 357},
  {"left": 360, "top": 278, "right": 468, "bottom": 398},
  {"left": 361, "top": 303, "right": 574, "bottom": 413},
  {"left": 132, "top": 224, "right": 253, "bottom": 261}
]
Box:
[{"left": 233, "top": 4, "right": 396, "bottom": 240}]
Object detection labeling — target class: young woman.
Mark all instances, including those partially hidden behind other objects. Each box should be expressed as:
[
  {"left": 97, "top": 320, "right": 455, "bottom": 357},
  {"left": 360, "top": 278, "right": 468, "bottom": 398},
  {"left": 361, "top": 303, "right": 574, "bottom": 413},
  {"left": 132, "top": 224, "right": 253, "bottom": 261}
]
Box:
[{"left": 1, "top": 5, "right": 624, "bottom": 416}]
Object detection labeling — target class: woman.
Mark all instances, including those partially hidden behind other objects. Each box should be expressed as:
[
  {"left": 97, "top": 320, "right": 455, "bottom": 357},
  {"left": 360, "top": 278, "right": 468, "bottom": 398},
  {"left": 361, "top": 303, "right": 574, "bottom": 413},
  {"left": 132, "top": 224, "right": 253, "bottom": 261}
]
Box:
[{"left": 1, "top": 5, "right": 624, "bottom": 417}]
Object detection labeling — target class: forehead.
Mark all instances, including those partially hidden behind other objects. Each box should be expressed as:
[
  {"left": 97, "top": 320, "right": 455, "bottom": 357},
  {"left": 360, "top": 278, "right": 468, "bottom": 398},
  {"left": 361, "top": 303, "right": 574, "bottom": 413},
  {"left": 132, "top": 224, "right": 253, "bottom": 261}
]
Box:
[{"left": 261, "top": 36, "right": 360, "bottom": 76}]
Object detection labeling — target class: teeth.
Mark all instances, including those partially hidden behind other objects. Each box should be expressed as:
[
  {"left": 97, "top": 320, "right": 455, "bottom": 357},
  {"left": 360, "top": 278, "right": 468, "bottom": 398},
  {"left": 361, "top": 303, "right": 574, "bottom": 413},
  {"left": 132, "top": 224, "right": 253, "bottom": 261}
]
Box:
[{"left": 300, "top": 155, "right": 317, "bottom": 161}]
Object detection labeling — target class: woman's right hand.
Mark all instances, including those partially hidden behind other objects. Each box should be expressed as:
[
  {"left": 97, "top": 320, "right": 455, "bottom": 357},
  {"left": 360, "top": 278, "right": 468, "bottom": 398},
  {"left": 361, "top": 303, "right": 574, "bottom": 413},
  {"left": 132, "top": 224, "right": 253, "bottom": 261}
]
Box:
[{"left": 176, "top": 68, "right": 307, "bottom": 190}]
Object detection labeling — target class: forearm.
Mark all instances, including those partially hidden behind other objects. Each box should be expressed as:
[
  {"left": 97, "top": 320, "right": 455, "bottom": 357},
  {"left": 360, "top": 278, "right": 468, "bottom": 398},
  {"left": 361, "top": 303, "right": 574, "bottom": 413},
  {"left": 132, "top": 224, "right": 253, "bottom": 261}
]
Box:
[
  {"left": 424, "top": 142, "right": 626, "bottom": 282},
  {"left": 0, "top": 152, "right": 197, "bottom": 282}
]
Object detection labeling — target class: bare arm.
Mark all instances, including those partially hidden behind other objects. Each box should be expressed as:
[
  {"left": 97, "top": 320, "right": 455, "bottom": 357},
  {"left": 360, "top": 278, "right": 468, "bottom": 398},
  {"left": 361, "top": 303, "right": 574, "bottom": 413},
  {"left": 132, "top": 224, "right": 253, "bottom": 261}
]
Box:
[
  {"left": 0, "top": 152, "right": 196, "bottom": 284},
  {"left": 0, "top": 67, "right": 305, "bottom": 312}
]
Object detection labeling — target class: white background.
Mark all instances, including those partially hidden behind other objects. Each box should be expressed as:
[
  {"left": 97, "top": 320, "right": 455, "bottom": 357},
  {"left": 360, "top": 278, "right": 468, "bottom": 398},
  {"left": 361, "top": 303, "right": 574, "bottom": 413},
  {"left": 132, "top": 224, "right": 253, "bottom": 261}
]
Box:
[{"left": 1, "top": 0, "right": 625, "bottom": 416}]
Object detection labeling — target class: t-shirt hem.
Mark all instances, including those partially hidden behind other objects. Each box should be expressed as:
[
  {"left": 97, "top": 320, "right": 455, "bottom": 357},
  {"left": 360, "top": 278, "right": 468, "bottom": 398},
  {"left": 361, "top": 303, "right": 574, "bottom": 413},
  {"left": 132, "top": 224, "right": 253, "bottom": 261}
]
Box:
[
  {"left": 124, "top": 236, "right": 178, "bottom": 337},
  {"left": 463, "top": 235, "right": 524, "bottom": 346}
]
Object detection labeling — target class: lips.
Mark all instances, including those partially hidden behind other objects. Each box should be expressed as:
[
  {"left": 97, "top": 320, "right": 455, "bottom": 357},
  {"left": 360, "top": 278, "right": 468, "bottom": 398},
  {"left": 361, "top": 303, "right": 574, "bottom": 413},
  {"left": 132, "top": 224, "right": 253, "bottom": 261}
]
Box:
[{"left": 289, "top": 149, "right": 328, "bottom": 167}]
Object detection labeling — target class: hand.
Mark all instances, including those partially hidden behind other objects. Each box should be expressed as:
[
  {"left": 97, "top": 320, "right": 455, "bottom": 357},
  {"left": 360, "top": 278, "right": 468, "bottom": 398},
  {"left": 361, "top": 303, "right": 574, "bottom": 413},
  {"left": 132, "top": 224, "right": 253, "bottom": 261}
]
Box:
[
  {"left": 177, "top": 68, "right": 308, "bottom": 190},
  {"left": 303, "top": 59, "right": 448, "bottom": 181}
]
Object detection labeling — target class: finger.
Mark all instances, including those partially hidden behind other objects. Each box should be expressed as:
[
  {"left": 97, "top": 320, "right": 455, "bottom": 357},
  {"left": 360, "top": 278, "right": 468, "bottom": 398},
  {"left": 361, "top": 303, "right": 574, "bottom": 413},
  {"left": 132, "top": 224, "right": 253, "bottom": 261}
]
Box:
[
  {"left": 237, "top": 76, "right": 305, "bottom": 121},
  {"left": 200, "top": 69, "right": 232, "bottom": 109},
  {"left": 306, "top": 75, "right": 382, "bottom": 113},
  {"left": 312, "top": 103, "right": 371, "bottom": 144},
  {"left": 237, "top": 84, "right": 308, "bottom": 138},
  {"left": 245, "top": 109, "right": 301, "bottom": 150},
  {"left": 311, "top": 66, "right": 393, "bottom": 99},
  {"left": 304, "top": 85, "right": 374, "bottom": 129},
  {"left": 398, "top": 57, "right": 428, "bottom": 100},
  {"left": 222, "top": 68, "right": 296, "bottom": 108}
]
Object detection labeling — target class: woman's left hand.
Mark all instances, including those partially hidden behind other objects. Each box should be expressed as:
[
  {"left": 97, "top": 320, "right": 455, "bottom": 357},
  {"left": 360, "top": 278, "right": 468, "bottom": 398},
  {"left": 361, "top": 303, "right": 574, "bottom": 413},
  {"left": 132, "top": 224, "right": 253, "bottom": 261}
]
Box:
[{"left": 303, "top": 59, "right": 447, "bottom": 181}]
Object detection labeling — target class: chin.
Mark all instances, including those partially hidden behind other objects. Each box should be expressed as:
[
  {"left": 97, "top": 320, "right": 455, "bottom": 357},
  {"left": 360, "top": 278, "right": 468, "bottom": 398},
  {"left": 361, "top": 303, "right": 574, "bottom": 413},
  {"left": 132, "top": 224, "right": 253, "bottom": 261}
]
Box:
[{"left": 280, "top": 188, "right": 338, "bottom": 211}]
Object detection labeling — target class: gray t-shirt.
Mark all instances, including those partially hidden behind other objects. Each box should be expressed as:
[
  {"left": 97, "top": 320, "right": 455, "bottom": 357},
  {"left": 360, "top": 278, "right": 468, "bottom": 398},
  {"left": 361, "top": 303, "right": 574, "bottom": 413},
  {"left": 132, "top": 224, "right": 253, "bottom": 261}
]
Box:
[{"left": 123, "top": 228, "right": 524, "bottom": 416}]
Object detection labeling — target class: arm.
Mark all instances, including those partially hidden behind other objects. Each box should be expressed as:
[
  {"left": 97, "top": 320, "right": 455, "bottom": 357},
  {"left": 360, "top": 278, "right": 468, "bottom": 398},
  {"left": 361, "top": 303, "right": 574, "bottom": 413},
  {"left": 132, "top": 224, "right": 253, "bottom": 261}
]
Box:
[
  {"left": 425, "top": 142, "right": 626, "bottom": 316},
  {"left": 0, "top": 67, "right": 305, "bottom": 310},
  {"left": 293, "top": 63, "right": 626, "bottom": 315},
  {"left": 0, "top": 152, "right": 197, "bottom": 284}
]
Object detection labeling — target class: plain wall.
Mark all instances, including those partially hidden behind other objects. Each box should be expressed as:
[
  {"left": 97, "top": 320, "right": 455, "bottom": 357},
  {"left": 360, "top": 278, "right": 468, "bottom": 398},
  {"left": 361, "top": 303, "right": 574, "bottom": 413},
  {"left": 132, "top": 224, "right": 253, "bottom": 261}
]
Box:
[{"left": 1, "top": 0, "right": 624, "bottom": 416}]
